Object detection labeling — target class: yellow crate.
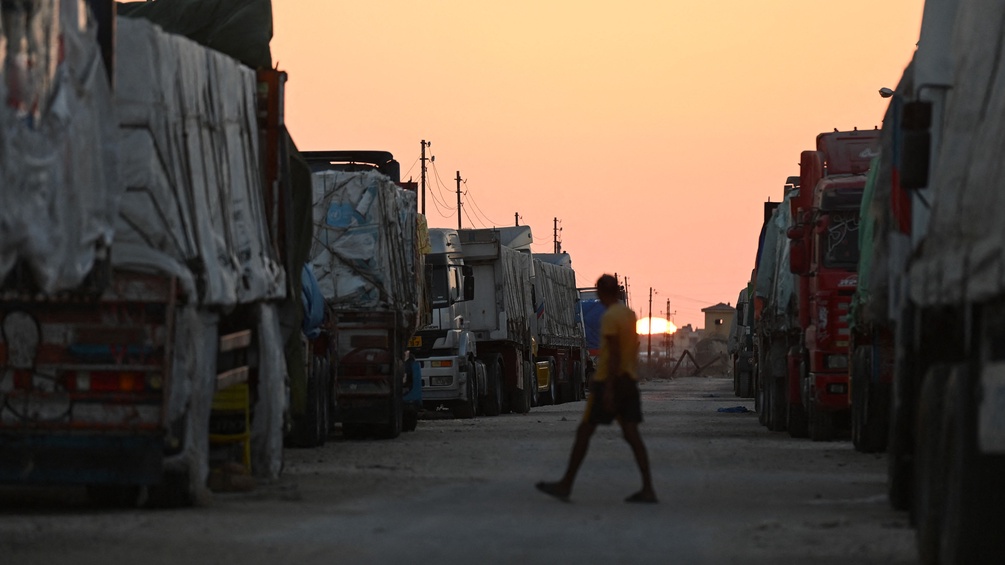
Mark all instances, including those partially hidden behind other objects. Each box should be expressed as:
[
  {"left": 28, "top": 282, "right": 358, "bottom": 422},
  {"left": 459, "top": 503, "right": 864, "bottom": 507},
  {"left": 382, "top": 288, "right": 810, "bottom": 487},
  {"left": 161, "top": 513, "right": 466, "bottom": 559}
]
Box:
[{"left": 210, "top": 383, "right": 250, "bottom": 469}]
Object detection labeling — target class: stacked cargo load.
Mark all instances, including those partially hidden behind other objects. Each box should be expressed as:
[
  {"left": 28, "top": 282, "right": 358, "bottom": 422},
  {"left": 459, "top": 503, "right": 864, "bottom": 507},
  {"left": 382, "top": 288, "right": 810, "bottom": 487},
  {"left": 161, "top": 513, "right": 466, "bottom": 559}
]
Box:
[
  {"left": 0, "top": 4, "right": 289, "bottom": 505},
  {"left": 532, "top": 253, "right": 586, "bottom": 404},
  {"left": 309, "top": 169, "right": 421, "bottom": 438}
]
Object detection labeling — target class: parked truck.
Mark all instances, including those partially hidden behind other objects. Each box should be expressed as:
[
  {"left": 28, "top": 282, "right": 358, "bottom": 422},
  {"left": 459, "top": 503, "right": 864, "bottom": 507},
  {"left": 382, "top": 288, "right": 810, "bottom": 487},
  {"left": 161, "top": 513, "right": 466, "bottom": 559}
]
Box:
[
  {"left": 457, "top": 227, "right": 537, "bottom": 414},
  {"left": 532, "top": 253, "right": 587, "bottom": 404},
  {"left": 307, "top": 155, "right": 424, "bottom": 438},
  {"left": 729, "top": 285, "right": 755, "bottom": 398},
  {"left": 869, "top": 1, "right": 1005, "bottom": 561},
  {"left": 408, "top": 228, "right": 488, "bottom": 419},
  {"left": 753, "top": 185, "right": 798, "bottom": 432},
  {"left": 784, "top": 130, "right": 877, "bottom": 440},
  {"left": 0, "top": 3, "right": 290, "bottom": 505}
]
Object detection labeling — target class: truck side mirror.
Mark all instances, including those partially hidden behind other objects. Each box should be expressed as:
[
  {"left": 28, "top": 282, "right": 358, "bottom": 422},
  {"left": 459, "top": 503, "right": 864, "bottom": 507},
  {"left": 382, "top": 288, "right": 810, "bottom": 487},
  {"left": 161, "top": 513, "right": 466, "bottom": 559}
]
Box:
[
  {"left": 900, "top": 100, "right": 932, "bottom": 190},
  {"left": 789, "top": 239, "right": 809, "bottom": 275},
  {"left": 463, "top": 274, "right": 475, "bottom": 301}
]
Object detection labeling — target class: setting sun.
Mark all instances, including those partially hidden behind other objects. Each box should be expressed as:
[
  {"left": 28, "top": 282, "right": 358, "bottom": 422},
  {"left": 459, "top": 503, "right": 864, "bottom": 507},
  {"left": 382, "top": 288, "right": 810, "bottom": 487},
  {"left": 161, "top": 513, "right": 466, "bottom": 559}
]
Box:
[{"left": 636, "top": 317, "right": 677, "bottom": 336}]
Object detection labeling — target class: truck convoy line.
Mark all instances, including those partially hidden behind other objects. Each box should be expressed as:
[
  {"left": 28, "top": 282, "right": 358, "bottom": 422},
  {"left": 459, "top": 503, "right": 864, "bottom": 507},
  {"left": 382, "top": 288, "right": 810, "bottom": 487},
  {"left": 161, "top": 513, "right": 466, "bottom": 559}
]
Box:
[
  {"left": 0, "top": 1, "right": 589, "bottom": 506},
  {"left": 735, "top": 1, "right": 1005, "bottom": 562}
]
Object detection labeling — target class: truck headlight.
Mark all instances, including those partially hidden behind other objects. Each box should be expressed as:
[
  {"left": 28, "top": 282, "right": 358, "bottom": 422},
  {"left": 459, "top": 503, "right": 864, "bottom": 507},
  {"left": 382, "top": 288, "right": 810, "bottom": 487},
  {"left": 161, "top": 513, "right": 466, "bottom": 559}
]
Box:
[
  {"left": 431, "top": 376, "right": 453, "bottom": 386},
  {"left": 824, "top": 355, "right": 849, "bottom": 370}
]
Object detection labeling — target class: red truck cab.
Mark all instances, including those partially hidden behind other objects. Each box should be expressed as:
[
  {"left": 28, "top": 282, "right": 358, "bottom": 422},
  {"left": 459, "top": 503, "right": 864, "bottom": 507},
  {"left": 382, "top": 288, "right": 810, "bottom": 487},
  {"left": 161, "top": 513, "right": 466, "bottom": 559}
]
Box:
[{"left": 788, "top": 130, "right": 877, "bottom": 440}]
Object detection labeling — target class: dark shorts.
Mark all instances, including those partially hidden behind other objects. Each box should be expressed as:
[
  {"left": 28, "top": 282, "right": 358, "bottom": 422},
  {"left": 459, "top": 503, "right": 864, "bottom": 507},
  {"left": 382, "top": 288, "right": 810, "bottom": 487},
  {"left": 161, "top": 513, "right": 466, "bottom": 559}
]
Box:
[{"left": 584, "top": 377, "right": 643, "bottom": 425}]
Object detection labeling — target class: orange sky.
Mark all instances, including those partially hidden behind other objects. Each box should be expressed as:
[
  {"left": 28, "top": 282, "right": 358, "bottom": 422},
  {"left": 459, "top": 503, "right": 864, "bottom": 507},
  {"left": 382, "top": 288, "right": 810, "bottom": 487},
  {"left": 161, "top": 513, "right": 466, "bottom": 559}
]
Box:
[{"left": 271, "top": 1, "right": 924, "bottom": 328}]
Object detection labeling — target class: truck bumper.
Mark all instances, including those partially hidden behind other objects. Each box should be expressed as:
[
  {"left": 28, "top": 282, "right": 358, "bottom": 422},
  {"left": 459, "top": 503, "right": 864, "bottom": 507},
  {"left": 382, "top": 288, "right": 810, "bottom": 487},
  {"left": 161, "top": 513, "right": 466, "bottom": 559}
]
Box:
[
  {"left": 0, "top": 434, "right": 163, "bottom": 485},
  {"left": 419, "top": 356, "right": 469, "bottom": 403},
  {"left": 809, "top": 372, "right": 850, "bottom": 411}
]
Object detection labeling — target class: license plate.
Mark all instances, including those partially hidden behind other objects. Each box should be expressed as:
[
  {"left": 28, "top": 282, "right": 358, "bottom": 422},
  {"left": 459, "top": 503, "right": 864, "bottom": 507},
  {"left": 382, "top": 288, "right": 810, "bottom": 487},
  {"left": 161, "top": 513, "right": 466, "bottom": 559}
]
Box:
[{"left": 408, "top": 336, "right": 422, "bottom": 348}]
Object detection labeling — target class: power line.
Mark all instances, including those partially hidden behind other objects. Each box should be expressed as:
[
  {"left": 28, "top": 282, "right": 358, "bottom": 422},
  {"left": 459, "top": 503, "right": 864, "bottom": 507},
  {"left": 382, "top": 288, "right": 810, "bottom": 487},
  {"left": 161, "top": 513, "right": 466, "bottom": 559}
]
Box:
[
  {"left": 429, "top": 161, "right": 456, "bottom": 210},
  {"left": 400, "top": 157, "right": 419, "bottom": 183},
  {"left": 465, "top": 183, "right": 504, "bottom": 227}
]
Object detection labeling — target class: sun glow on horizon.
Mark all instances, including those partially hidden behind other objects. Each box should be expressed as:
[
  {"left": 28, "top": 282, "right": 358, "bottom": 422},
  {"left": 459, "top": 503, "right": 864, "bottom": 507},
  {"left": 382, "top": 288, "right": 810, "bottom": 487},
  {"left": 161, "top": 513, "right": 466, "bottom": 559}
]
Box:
[{"left": 636, "top": 317, "right": 676, "bottom": 335}]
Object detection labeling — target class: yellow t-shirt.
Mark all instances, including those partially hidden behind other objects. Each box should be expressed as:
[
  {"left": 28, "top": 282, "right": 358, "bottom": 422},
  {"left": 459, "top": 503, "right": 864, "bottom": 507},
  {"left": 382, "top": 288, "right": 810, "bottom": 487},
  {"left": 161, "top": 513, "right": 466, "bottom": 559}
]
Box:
[{"left": 594, "top": 303, "right": 638, "bottom": 382}]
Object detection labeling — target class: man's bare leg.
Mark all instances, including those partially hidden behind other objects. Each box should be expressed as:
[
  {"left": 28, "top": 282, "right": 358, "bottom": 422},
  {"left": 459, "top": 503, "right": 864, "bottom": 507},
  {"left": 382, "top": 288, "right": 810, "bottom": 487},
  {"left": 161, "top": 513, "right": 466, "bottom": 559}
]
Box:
[
  {"left": 536, "top": 422, "right": 597, "bottom": 500},
  {"left": 621, "top": 421, "right": 657, "bottom": 502}
]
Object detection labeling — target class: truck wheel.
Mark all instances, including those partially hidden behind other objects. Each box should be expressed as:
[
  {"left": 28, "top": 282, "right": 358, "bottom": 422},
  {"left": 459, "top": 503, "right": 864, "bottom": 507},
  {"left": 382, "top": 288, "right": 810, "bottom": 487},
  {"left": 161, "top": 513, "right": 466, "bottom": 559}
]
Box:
[
  {"left": 755, "top": 375, "right": 763, "bottom": 424},
  {"left": 511, "top": 368, "right": 532, "bottom": 414},
  {"left": 480, "top": 355, "right": 503, "bottom": 417},
  {"left": 767, "top": 376, "right": 787, "bottom": 432},
  {"left": 932, "top": 365, "right": 1005, "bottom": 564},
  {"left": 290, "top": 357, "right": 326, "bottom": 447},
  {"left": 737, "top": 370, "right": 753, "bottom": 398},
  {"left": 540, "top": 357, "right": 557, "bottom": 405},
  {"left": 454, "top": 371, "right": 478, "bottom": 419},
  {"left": 380, "top": 363, "right": 403, "bottom": 439},
  {"left": 572, "top": 361, "right": 583, "bottom": 402},
  {"left": 807, "top": 399, "right": 835, "bottom": 441},
  {"left": 914, "top": 365, "right": 948, "bottom": 562},
  {"left": 787, "top": 402, "right": 808, "bottom": 438},
  {"left": 852, "top": 346, "right": 889, "bottom": 453}
]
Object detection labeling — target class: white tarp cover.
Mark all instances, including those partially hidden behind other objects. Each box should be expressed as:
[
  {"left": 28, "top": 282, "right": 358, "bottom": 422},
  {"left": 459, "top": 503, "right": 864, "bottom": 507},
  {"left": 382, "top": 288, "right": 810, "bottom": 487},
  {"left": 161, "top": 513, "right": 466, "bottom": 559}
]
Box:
[
  {"left": 532, "top": 256, "right": 581, "bottom": 343},
  {"left": 755, "top": 190, "right": 798, "bottom": 330},
  {"left": 0, "top": 0, "right": 120, "bottom": 293},
  {"left": 310, "top": 170, "right": 420, "bottom": 331},
  {"left": 113, "top": 17, "right": 284, "bottom": 306},
  {"left": 498, "top": 245, "right": 534, "bottom": 340},
  {"left": 909, "top": 0, "right": 1005, "bottom": 306}
]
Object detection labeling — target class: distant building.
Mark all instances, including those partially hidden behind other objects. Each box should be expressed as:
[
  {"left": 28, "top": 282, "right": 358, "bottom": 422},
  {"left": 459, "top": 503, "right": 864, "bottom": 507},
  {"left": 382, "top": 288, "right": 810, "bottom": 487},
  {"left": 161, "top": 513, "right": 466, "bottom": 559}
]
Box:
[{"left": 701, "top": 303, "right": 736, "bottom": 342}]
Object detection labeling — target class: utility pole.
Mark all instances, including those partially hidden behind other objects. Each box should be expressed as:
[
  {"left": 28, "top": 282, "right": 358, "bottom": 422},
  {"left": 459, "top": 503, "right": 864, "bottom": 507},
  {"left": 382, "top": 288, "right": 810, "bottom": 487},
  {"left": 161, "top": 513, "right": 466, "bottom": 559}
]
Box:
[
  {"left": 553, "top": 217, "right": 562, "bottom": 254},
  {"left": 455, "top": 171, "right": 463, "bottom": 230},
  {"left": 420, "top": 140, "right": 431, "bottom": 215},
  {"left": 666, "top": 298, "right": 671, "bottom": 359},
  {"left": 648, "top": 287, "right": 654, "bottom": 362}
]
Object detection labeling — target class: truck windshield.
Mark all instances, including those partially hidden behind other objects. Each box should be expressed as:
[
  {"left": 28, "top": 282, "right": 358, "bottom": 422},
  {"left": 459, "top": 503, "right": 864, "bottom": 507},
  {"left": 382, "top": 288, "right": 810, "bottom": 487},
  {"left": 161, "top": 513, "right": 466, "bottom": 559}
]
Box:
[
  {"left": 430, "top": 265, "right": 450, "bottom": 307},
  {"left": 820, "top": 211, "right": 859, "bottom": 269}
]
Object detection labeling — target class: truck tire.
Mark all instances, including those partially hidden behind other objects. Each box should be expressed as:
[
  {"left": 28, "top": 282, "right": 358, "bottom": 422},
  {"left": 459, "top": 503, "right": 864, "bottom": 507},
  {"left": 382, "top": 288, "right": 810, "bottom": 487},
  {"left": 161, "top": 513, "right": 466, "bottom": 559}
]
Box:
[
  {"left": 930, "top": 365, "right": 1005, "bottom": 565},
  {"left": 572, "top": 361, "right": 583, "bottom": 402},
  {"left": 379, "top": 361, "right": 403, "bottom": 439},
  {"left": 887, "top": 303, "right": 917, "bottom": 511},
  {"left": 511, "top": 366, "right": 532, "bottom": 414},
  {"left": 454, "top": 369, "right": 478, "bottom": 419},
  {"left": 737, "top": 369, "right": 753, "bottom": 399},
  {"left": 480, "top": 355, "right": 503, "bottom": 417},
  {"left": 767, "top": 376, "right": 787, "bottom": 432},
  {"left": 852, "top": 346, "right": 889, "bottom": 453},
  {"left": 787, "top": 402, "right": 808, "bottom": 438},
  {"left": 755, "top": 363, "right": 768, "bottom": 427},
  {"left": 914, "top": 365, "right": 948, "bottom": 563},
  {"left": 807, "top": 399, "right": 835, "bottom": 441},
  {"left": 289, "top": 356, "right": 326, "bottom": 447},
  {"left": 540, "top": 357, "right": 557, "bottom": 405}
]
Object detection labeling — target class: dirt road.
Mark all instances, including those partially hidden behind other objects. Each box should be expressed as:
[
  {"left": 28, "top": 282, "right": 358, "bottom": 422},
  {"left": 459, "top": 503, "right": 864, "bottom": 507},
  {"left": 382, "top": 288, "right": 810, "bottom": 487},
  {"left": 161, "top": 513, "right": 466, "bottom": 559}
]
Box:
[{"left": 0, "top": 375, "right": 916, "bottom": 564}]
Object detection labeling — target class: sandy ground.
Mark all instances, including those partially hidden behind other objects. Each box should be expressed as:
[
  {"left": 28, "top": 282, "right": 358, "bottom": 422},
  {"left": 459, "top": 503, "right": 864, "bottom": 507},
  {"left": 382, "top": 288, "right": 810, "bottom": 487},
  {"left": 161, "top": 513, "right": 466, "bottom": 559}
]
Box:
[{"left": 0, "top": 375, "right": 917, "bottom": 564}]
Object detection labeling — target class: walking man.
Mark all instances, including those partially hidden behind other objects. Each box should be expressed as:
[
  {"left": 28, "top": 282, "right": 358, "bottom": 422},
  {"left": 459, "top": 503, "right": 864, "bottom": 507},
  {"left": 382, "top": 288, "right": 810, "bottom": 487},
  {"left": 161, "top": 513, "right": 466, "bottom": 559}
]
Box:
[{"left": 536, "top": 274, "right": 657, "bottom": 503}]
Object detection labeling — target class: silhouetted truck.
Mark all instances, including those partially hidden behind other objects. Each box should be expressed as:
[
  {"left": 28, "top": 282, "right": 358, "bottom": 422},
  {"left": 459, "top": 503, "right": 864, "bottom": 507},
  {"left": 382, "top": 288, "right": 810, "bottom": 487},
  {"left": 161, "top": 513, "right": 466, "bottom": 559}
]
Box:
[
  {"left": 875, "top": 1, "right": 1005, "bottom": 562},
  {"left": 0, "top": 5, "right": 289, "bottom": 505}
]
